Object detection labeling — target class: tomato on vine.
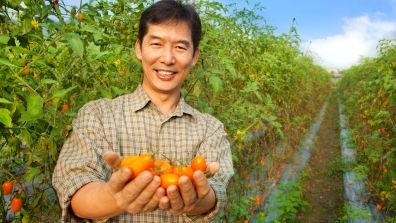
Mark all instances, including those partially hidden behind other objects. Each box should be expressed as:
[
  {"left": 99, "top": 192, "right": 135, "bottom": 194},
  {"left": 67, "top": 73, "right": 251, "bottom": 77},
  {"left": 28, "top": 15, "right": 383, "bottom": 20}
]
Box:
[
  {"left": 62, "top": 104, "right": 70, "bottom": 111},
  {"left": 2, "top": 181, "right": 13, "bottom": 195},
  {"left": 10, "top": 197, "right": 23, "bottom": 213},
  {"left": 76, "top": 11, "right": 84, "bottom": 22},
  {"left": 151, "top": 159, "right": 173, "bottom": 175}
]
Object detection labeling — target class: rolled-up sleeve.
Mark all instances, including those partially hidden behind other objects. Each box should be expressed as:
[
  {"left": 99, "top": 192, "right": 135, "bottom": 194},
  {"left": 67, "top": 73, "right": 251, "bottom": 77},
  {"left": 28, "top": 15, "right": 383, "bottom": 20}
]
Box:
[{"left": 52, "top": 101, "right": 112, "bottom": 223}]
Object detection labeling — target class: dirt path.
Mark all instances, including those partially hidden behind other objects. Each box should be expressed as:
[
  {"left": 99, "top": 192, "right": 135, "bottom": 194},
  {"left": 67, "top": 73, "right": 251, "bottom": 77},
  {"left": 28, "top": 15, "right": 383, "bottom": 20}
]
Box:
[{"left": 297, "top": 93, "right": 345, "bottom": 222}]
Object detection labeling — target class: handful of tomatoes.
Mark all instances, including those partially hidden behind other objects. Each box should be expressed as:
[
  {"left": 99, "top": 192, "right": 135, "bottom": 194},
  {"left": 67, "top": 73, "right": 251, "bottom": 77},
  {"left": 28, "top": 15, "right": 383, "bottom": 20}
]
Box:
[{"left": 119, "top": 154, "right": 211, "bottom": 189}]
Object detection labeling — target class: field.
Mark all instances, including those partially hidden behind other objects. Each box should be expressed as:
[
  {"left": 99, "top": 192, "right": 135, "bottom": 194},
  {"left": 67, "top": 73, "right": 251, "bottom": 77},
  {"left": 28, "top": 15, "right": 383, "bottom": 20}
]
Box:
[{"left": 0, "top": 0, "right": 394, "bottom": 222}]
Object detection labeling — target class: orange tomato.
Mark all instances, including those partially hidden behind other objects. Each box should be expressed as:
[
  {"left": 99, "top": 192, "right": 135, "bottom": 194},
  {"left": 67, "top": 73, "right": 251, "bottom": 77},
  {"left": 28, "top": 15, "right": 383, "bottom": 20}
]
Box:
[
  {"left": 76, "top": 11, "right": 84, "bottom": 22},
  {"left": 62, "top": 104, "right": 70, "bottom": 111},
  {"left": 10, "top": 197, "right": 22, "bottom": 212},
  {"left": 151, "top": 159, "right": 173, "bottom": 175},
  {"left": 120, "top": 154, "right": 154, "bottom": 179},
  {"left": 173, "top": 165, "right": 194, "bottom": 183},
  {"left": 255, "top": 195, "right": 260, "bottom": 205},
  {"left": 160, "top": 173, "right": 179, "bottom": 189},
  {"left": 22, "top": 66, "right": 29, "bottom": 75},
  {"left": 2, "top": 181, "right": 13, "bottom": 195},
  {"left": 191, "top": 155, "right": 207, "bottom": 171}
]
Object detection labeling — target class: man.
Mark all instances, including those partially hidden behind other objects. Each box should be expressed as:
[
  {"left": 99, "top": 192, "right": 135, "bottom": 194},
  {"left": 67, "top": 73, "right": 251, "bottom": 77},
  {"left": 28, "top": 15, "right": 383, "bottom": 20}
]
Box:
[{"left": 52, "top": 0, "right": 234, "bottom": 222}]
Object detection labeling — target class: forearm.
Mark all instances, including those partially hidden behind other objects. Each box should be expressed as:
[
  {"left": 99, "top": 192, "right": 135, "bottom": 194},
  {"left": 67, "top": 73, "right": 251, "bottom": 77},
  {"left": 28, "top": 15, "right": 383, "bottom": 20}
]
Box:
[{"left": 71, "top": 181, "right": 124, "bottom": 219}]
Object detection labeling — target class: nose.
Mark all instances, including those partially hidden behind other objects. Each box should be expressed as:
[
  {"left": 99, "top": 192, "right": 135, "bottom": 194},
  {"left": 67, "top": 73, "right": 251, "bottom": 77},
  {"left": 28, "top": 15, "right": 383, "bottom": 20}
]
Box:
[{"left": 160, "top": 46, "right": 175, "bottom": 65}]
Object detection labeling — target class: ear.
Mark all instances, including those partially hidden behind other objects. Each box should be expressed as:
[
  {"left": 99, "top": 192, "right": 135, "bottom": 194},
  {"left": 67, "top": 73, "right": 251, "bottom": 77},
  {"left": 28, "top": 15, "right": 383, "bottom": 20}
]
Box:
[
  {"left": 135, "top": 40, "right": 142, "bottom": 60},
  {"left": 191, "top": 48, "right": 200, "bottom": 67}
]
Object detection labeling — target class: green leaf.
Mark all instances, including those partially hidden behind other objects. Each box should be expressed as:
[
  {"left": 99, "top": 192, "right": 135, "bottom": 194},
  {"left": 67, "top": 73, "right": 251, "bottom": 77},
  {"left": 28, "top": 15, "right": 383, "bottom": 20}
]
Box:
[
  {"left": 66, "top": 33, "right": 84, "bottom": 58},
  {"left": 41, "top": 79, "right": 58, "bottom": 85},
  {"left": 19, "top": 93, "right": 44, "bottom": 122},
  {"left": 52, "top": 86, "right": 76, "bottom": 98},
  {"left": 208, "top": 75, "right": 223, "bottom": 96},
  {"left": 0, "top": 34, "right": 10, "bottom": 44},
  {"left": 0, "top": 98, "right": 13, "bottom": 104},
  {"left": 26, "top": 94, "right": 43, "bottom": 116},
  {"left": 0, "top": 108, "right": 12, "bottom": 127},
  {"left": 24, "top": 167, "right": 41, "bottom": 181},
  {"left": 111, "top": 86, "right": 128, "bottom": 96},
  {"left": 20, "top": 129, "right": 33, "bottom": 147},
  {"left": 0, "top": 58, "right": 20, "bottom": 68}
]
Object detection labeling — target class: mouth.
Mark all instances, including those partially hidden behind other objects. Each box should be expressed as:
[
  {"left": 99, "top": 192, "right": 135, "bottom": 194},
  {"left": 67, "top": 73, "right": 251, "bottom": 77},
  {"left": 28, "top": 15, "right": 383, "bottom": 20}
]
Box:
[{"left": 155, "top": 69, "right": 176, "bottom": 81}]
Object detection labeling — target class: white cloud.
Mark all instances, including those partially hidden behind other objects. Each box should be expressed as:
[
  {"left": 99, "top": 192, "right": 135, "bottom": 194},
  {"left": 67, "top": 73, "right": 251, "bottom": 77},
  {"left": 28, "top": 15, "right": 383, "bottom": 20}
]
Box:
[{"left": 302, "top": 15, "right": 396, "bottom": 69}]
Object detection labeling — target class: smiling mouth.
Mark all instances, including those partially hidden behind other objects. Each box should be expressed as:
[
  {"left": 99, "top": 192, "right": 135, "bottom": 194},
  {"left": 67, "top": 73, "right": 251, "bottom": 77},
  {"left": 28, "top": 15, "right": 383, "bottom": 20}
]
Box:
[
  {"left": 156, "top": 69, "right": 176, "bottom": 80},
  {"left": 156, "top": 70, "right": 175, "bottom": 75}
]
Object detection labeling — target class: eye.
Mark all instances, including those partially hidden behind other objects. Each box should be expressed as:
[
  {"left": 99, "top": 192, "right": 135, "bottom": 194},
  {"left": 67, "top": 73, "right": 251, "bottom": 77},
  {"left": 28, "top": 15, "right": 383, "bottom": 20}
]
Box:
[
  {"left": 175, "top": 45, "right": 187, "bottom": 51},
  {"left": 151, "top": 43, "right": 161, "bottom": 46}
]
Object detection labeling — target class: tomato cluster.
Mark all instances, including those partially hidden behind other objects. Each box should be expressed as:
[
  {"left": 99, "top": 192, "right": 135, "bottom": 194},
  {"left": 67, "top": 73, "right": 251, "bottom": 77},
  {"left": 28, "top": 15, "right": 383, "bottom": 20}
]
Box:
[
  {"left": 119, "top": 154, "right": 208, "bottom": 189},
  {"left": 2, "top": 181, "right": 23, "bottom": 213}
]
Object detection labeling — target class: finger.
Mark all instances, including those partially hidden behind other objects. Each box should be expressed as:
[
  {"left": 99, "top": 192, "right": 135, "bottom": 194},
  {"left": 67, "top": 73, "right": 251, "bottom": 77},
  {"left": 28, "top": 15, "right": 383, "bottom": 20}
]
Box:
[
  {"left": 129, "top": 175, "right": 161, "bottom": 213},
  {"left": 159, "top": 196, "right": 170, "bottom": 210},
  {"left": 207, "top": 162, "right": 219, "bottom": 176},
  {"left": 166, "top": 185, "right": 184, "bottom": 213},
  {"left": 103, "top": 151, "right": 121, "bottom": 169},
  {"left": 119, "top": 171, "right": 153, "bottom": 205},
  {"left": 142, "top": 184, "right": 165, "bottom": 212},
  {"left": 107, "top": 167, "right": 132, "bottom": 193},
  {"left": 178, "top": 176, "right": 197, "bottom": 209},
  {"left": 193, "top": 171, "right": 211, "bottom": 199}
]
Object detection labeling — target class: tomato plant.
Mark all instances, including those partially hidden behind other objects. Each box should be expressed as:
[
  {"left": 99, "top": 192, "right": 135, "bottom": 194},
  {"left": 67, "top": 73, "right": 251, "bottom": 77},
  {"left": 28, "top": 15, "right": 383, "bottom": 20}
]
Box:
[
  {"left": 338, "top": 39, "right": 396, "bottom": 219},
  {"left": 0, "top": 0, "right": 334, "bottom": 221}
]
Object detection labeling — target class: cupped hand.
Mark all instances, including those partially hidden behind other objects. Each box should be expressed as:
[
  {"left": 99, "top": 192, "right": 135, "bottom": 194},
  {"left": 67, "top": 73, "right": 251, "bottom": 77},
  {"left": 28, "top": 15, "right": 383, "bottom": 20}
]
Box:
[
  {"left": 158, "top": 162, "right": 219, "bottom": 216},
  {"left": 103, "top": 151, "right": 165, "bottom": 214}
]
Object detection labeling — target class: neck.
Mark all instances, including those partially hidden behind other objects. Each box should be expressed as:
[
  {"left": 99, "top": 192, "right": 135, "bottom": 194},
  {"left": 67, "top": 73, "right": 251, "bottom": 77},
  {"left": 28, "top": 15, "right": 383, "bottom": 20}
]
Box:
[{"left": 142, "top": 86, "right": 181, "bottom": 115}]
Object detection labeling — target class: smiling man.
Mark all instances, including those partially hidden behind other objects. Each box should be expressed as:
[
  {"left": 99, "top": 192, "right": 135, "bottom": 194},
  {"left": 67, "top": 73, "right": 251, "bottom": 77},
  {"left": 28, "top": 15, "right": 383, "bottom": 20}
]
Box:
[{"left": 52, "top": 1, "right": 234, "bottom": 222}]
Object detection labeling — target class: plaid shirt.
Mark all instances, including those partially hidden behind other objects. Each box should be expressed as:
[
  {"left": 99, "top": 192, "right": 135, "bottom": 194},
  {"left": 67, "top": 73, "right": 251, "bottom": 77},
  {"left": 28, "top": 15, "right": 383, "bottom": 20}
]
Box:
[{"left": 52, "top": 85, "right": 234, "bottom": 223}]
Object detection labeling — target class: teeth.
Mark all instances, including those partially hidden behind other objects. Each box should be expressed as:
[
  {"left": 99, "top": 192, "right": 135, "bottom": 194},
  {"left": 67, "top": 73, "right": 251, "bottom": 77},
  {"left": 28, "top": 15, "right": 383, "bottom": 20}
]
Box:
[{"left": 158, "top": 70, "right": 174, "bottom": 75}]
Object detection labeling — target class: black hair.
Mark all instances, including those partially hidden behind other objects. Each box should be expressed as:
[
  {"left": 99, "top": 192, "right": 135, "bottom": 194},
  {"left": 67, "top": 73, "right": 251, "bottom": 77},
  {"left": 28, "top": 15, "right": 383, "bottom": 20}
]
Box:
[{"left": 138, "top": 0, "right": 202, "bottom": 51}]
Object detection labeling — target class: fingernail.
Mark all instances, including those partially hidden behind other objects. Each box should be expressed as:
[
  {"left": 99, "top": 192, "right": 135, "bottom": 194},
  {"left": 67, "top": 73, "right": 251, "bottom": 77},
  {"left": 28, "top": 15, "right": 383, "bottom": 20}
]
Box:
[
  {"left": 121, "top": 168, "right": 131, "bottom": 178},
  {"left": 140, "top": 171, "right": 152, "bottom": 182}
]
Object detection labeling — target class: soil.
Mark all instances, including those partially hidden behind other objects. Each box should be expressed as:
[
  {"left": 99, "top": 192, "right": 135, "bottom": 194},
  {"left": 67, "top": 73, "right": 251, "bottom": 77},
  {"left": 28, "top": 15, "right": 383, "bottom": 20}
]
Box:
[{"left": 297, "top": 94, "right": 345, "bottom": 222}]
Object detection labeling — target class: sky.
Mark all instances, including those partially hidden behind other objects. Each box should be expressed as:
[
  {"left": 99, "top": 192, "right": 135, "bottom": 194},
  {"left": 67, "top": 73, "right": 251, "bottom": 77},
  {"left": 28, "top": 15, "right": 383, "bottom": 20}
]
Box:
[
  {"left": 220, "top": 0, "right": 396, "bottom": 70},
  {"left": 64, "top": 0, "right": 396, "bottom": 70}
]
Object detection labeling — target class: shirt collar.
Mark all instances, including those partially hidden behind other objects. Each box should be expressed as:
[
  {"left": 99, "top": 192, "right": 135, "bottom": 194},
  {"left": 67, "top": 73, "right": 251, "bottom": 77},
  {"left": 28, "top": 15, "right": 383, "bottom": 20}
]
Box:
[{"left": 132, "top": 85, "right": 195, "bottom": 118}]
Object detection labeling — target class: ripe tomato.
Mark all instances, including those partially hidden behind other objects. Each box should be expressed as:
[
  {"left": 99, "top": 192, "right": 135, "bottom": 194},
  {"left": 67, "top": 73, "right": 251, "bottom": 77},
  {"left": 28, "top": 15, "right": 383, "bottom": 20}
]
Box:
[
  {"left": 62, "top": 104, "right": 70, "bottom": 111},
  {"left": 120, "top": 154, "right": 154, "bottom": 179},
  {"left": 173, "top": 165, "right": 194, "bottom": 183},
  {"left": 76, "top": 11, "right": 84, "bottom": 22},
  {"left": 10, "top": 197, "right": 23, "bottom": 213},
  {"left": 22, "top": 66, "right": 29, "bottom": 75},
  {"left": 151, "top": 159, "right": 173, "bottom": 175},
  {"left": 2, "top": 181, "right": 13, "bottom": 195},
  {"left": 191, "top": 155, "right": 207, "bottom": 171},
  {"left": 160, "top": 173, "right": 179, "bottom": 189}
]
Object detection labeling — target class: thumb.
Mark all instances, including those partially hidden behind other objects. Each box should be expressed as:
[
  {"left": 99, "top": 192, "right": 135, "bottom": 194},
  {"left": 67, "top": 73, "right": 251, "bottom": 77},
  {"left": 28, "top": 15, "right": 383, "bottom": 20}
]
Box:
[
  {"left": 103, "top": 151, "right": 121, "bottom": 170},
  {"left": 107, "top": 167, "right": 133, "bottom": 192}
]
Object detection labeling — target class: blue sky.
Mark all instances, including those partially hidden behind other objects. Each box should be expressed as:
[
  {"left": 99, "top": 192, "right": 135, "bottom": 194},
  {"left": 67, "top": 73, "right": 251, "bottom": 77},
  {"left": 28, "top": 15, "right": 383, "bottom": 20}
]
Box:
[
  {"left": 220, "top": 0, "right": 396, "bottom": 69},
  {"left": 64, "top": 0, "right": 396, "bottom": 69}
]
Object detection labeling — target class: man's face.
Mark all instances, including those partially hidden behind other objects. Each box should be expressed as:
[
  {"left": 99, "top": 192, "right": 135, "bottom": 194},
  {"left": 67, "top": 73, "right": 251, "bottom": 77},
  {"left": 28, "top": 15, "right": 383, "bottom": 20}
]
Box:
[{"left": 136, "top": 21, "right": 199, "bottom": 96}]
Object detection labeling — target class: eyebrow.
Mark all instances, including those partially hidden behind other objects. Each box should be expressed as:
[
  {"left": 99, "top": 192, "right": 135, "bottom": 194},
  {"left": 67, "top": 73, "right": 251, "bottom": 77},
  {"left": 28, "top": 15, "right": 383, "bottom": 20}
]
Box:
[{"left": 148, "top": 34, "right": 191, "bottom": 48}]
